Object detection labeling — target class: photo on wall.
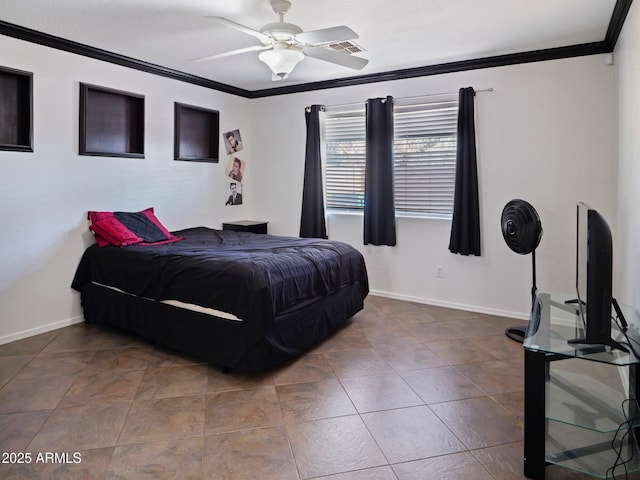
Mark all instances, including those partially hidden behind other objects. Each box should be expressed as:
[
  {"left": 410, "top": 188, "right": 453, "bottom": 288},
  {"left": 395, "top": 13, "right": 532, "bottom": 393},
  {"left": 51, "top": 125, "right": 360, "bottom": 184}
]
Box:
[
  {"left": 223, "top": 129, "right": 243, "bottom": 154},
  {"left": 225, "top": 181, "right": 243, "bottom": 206},
  {"left": 225, "top": 157, "right": 245, "bottom": 182}
]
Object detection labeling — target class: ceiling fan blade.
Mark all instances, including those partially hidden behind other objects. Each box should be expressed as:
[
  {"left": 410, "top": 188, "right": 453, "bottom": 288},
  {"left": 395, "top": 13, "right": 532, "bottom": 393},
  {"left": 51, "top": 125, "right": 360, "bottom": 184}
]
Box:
[
  {"left": 205, "top": 16, "right": 272, "bottom": 42},
  {"left": 191, "top": 45, "right": 272, "bottom": 62},
  {"left": 303, "top": 46, "right": 368, "bottom": 70},
  {"left": 295, "top": 26, "right": 358, "bottom": 45}
]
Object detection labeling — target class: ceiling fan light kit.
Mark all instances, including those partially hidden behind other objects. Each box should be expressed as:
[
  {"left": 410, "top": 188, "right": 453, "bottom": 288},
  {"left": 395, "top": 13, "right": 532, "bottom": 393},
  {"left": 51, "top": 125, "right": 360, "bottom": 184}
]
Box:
[
  {"left": 259, "top": 45, "right": 304, "bottom": 80},
  {"left": 196, "top": 0, "right": 368, "bottom": 81}
]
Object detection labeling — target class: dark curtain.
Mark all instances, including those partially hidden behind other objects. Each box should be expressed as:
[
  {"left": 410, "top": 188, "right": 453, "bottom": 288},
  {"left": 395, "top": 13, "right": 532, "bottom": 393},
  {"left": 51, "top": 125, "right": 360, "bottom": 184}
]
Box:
[
  {"left": 299, "top": 105, "right": 327, "bottom": 239},
  {"left": 449, "top": 87, "right": 481, "bottom": 255},
  {"left": 364, "top": 96, "right": 396, "bottom": 246}
]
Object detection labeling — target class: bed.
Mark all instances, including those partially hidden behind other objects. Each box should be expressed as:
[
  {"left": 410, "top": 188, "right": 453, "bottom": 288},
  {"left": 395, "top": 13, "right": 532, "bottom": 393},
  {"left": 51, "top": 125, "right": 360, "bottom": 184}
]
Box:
[{"left": 71, "top": 224, "right": 369, "bottom": 372}]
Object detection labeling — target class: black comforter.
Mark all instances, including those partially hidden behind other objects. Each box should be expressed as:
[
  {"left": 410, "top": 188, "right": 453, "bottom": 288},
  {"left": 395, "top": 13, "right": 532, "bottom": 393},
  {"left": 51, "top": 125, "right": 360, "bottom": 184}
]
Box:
[{"left": 72, "top": 227, "right": 368, "bottom": 323}]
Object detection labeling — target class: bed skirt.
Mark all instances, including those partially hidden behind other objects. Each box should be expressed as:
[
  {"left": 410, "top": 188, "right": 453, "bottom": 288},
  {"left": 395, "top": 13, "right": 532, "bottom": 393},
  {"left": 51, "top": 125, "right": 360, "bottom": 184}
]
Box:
[{"left": 79, "top": 281, "right": 366, "bottom": 372}]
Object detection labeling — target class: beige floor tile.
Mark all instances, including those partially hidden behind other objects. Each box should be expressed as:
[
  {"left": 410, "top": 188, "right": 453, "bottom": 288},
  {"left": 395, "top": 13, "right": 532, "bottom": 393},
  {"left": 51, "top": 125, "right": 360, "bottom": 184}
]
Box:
[
  {"left": 429, "top": 396, "right": 523, "bottom": 449},
  {"left": 405, "top": 322, "right": 468, "bottom": 343},
  {"left": 205, "top": 386, "right": 283, "bottom": 434},
  {"left": 84, "top": 345, "right": 172, "bottom": 372},
  {"left": 360, "top": 324, "right": 421, "bottom": 345},
  {"left": 207, "top": 365, "right": 276, "bottom": 392},
  {"left": 203, "top": 426, "right": 298, "bottom": 480},
  {"left": 455, "top": 358, "right": 524, "bottom": 395},
  {"left": 0, "top": 330, "right": 59, "bottom": 357},
  {"left": 277, "top": 378, "right": 356, "bottom": 423},
  {"left": 118, "top": 395, "right": 205, "bottom": 445},
  {"left": 0, "top": 375, "right": 76, "bottom": 413},
  {"left": 341, "top": 372, "right": 423, "bottom": 413},
  {"left": 287, "top": 415, "right": 387, "bottom": 479},
  {"left": 40, "top": 324, "right": 138, "bottom": 354},
  {"left": 107, "top": 437, "right": 203, "bottom": 480},
  {"left": 325, "top": 348, "right": 394, "bottom": 379},
  {"left": 14, "top": 351, "right": 94, "bottom": 380},
  {"left": 0, "top": 410, "right": 51, "bottom": 452},
  {"left": 426, "top": 338, "right": 501, "bottom": 365},
  {"left": 135, "top": 364, "right": 208, "bottom": 400},
  {"left": 491, "top": 390, "right": 525, "bottom": 424},
  {"left": 361, "top": 405, "right": 466, "bottom": 463},
  {"left": 470, "top": 334, "right": 525, "bottom": 359},
  {"left": 0, "top": 355, "right": 33, "bottom": 387},
  {"left": 318, "top": 466, "right": 398, "bottom": 480},
  {"left": 320, "top": 326, "right": 375, "bottom": 352},
  {"left": 28, "top": 403, "right": 130, "bottom": 451},
  {"left": 402, "top": 366, "right": 486, "bottom": 404},
  {"left": 59, "top": 369, "right": 145, "bottom": 407},
  {"left": 375, "top": 343, "right": 449, "bottom": 372},
  {"left": 272, "top": 351, "right": 337, "bottom": 385},
  {"left": 392, "top": 451, "right": 495, "bottom": 480},
  {"left": 445, "top": 318, "right": 507, "bottom": 337}
]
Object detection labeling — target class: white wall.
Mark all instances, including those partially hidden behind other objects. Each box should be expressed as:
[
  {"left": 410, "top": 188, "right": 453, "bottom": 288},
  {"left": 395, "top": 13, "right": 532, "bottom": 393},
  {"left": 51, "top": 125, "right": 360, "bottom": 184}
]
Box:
[
  {"left": 615, "top": 0, "right": 640, "bottom": 311},
  {"left": 0, "top": 32, "right": 624, "bottom": 344},
  {"left": 251, "top": 56, "right": 619, "bottom": 319},
  {"left": 0, "top": 36, "right": 254, "bottom": 343}
]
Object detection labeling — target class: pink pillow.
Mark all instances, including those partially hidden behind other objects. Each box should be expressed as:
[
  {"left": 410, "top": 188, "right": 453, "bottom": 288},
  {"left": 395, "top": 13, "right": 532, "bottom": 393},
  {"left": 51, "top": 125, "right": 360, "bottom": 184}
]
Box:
[
  {"left": 90, "top": 217, "right": 142, "bottom": 247},
  {"left": 88, "top": 208, "right": 183, "bottom": 247}
]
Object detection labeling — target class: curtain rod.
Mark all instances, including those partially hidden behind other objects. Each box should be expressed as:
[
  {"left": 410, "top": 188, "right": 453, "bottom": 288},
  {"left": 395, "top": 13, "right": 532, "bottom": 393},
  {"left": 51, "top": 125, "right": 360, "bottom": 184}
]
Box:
[{"left": 319, "top": 88, "right": 493, "bottom": 112}]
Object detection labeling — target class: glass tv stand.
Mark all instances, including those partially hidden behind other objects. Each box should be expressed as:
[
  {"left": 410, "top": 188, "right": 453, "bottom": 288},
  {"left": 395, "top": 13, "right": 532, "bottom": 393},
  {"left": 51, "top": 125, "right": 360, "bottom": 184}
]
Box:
[{"left": 523, "top": 292, "right": 640, "bottom": 479}]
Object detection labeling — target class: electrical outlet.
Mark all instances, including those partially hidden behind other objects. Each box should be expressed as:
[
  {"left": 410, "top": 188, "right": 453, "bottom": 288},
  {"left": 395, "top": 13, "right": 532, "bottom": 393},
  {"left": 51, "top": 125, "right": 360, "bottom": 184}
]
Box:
[{"left": 436, "top": 265, "right": 445, "bottom": 278}]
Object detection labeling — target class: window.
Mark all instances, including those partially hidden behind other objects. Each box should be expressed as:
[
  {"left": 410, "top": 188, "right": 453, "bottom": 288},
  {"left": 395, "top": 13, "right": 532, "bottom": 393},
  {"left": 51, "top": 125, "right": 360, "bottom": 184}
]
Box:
[
  {"left": 324, "top": 110, "right": 366, "bottom": 209},
  {"left": 323, "top": 98, "right": 458, "bottom": 216}
]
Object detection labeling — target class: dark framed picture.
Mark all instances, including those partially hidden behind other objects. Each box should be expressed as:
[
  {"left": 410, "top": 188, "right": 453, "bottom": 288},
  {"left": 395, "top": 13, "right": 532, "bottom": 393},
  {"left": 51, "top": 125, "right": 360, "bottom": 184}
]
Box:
[
  {"left": 174, "top": 102, "right": 220, "bottom": 162},
  {"left": 79, "top": 83, "right": 145, "bottom": 158}
]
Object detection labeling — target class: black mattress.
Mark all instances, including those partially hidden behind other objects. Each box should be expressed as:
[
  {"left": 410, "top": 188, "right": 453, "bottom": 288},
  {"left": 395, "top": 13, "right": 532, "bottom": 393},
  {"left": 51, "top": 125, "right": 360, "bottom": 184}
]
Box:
[{"left": 71, "top": 227, "right": 369, "bottom": 371}]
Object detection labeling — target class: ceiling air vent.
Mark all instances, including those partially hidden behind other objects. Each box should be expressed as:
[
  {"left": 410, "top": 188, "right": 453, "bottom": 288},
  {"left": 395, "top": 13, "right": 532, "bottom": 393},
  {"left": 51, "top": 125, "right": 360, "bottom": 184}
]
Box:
[{"left": 326, "top": 41, "right": 365, "bottom": 54}]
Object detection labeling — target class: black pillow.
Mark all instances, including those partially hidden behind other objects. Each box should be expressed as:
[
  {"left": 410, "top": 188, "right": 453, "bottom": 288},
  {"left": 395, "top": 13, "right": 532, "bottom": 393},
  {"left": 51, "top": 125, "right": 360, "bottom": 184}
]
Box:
[{"left": 113, "top": 211, "right": 168, "bottom": 243}]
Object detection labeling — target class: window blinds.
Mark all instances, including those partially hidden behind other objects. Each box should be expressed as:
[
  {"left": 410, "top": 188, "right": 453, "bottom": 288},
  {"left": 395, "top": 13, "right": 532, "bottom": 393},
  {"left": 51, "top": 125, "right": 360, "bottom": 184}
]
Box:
[
  {"left": 394, "top": 100, "right": 458, "bottom": 215},
  {"left": 324, "top": 111, "right": 366, "bottom": 209},
  {"left": 323, "top": 99, "right": 458, "bottom": 215}
]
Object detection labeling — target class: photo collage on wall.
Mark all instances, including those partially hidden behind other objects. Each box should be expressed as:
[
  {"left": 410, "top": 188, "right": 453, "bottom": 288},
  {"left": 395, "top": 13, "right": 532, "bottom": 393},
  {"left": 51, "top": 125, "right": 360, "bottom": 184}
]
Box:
[{"left": 223, "top": 129, "right": 246, "bottom": 206}]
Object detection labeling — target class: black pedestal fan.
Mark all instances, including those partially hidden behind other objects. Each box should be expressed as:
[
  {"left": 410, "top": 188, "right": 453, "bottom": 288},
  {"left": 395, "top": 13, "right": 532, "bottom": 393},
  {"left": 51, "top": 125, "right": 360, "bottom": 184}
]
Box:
[{"left": 501, "top": 199, "right": 543, "bottom": 343}]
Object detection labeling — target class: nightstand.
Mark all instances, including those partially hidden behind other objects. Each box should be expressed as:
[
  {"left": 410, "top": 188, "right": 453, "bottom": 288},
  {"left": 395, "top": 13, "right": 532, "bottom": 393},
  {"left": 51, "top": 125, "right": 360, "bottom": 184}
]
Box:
[{"left": 222, "top": 220, "right": 268, "bottom": 234}]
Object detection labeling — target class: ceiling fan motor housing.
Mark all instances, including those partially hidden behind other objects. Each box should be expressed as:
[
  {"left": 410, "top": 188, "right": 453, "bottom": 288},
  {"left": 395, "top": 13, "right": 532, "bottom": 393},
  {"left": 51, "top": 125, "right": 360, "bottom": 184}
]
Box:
[{"left": 260, "top": 22, "right": 302, "bottom": 42}]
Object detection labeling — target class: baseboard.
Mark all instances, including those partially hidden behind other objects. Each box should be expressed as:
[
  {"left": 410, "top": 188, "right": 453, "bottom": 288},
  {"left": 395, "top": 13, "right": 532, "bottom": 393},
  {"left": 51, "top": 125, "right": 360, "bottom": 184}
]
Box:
[
  {"left": 368, "top": 289, "right": 529, "bottom": 321},
  {"left": 1, "top": 295, "right": 528, "bottom": 346},
  {"left": 0, "top": 315, "right": 85, "bottom": 346}
]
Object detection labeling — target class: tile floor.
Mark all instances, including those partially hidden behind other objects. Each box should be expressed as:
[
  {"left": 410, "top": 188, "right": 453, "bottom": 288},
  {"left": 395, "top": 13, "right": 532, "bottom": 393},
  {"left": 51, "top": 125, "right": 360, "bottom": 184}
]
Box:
[{"left": 0, "top": 295, "right": 602, "bottom": 479}]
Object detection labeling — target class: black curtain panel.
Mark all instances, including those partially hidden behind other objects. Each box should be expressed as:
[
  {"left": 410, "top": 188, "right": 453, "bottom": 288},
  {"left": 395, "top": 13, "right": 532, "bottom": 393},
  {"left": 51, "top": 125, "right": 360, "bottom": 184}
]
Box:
[
  {"left": 364, "top": 96, "right": 396, "bottom": 246},
  {"left": 449, "top": 87, "right": 481, "bottom": 256},
  {"left": 300, "top": 105, "right": 328, "bottom": 239}
]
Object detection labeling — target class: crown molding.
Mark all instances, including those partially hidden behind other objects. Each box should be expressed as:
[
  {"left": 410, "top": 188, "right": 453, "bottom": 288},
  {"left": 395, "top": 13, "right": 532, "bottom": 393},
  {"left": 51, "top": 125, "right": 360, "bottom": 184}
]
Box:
[
  {"left": 248, "top": 42, "right": 610, "bottom": 98},
  {"left": 605, "top": 0, "right": 634, "bottom": 49},
  {"left": 0, "top": 0, "right": 632, "bottom": 99},
  {"left": 0, "top": 20, "right": 252, "bottom": 98}
]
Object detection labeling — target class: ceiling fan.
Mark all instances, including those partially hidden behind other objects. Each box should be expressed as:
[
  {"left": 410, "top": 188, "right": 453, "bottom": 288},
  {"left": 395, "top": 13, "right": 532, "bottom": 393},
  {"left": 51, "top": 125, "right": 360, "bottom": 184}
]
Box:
[{"left": 192, "top": 0, "right": 369, "bottom": 81}]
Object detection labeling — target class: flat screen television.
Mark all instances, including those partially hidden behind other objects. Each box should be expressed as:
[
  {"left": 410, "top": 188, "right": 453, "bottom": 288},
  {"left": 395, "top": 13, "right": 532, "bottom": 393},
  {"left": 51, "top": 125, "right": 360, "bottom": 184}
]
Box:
[{"left": 567, "top": 202, "right": 627, "bottom": 352}]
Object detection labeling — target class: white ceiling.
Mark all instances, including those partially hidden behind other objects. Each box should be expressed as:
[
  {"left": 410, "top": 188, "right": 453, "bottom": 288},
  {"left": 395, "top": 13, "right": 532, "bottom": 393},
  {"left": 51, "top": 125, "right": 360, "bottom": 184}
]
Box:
[{"left": 0, "top": 0, "right": 617, "bottom": 92}]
